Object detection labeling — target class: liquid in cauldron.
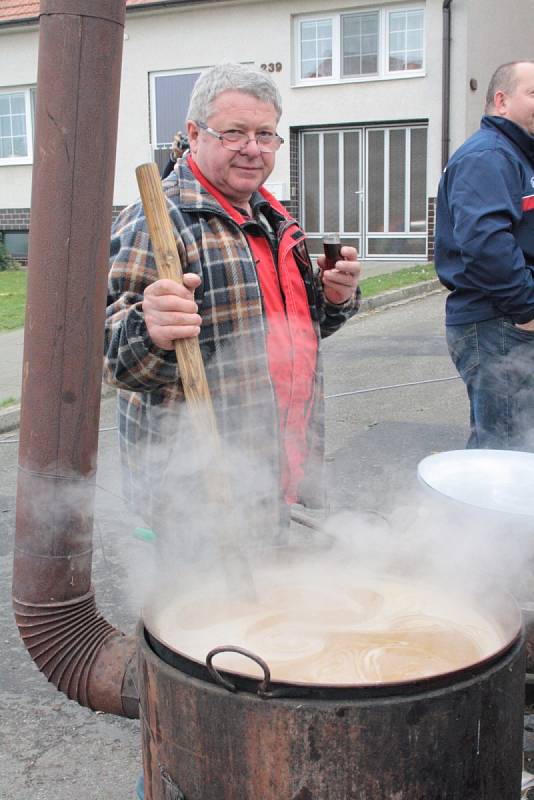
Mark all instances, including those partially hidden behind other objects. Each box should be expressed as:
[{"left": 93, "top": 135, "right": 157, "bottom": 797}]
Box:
[{"left": 150, "top": 566, "right": 507, "bottom": 685}]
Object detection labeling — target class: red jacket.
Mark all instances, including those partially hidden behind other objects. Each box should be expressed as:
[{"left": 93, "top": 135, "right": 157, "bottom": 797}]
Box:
[{"left": 189, "top": 156, "right": 318, "bottom": 503}]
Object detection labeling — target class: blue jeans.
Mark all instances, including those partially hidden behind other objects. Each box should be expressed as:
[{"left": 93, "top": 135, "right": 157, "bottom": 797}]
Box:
[
  {"left": 446, "top": 317, "right": 534, "bottom": 450},
  {"left": 135, "top": 774, "right": 144, "bottom": 799}
]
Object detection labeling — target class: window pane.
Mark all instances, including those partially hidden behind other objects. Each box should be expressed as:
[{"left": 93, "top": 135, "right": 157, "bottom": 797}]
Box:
[
  {"left": 13, "top": 136, "right": 27, "bottom": 156},
  {"left": 410, "top": 127, "right": 427, "bottom": 232},
  {"left": 0, "top": 91, "right": 29, "bottom": 159},
  {"left": 362, "top": 55, "right": 378, "bottom": 74},
  {"left": 318, "top": 58, "right": 332, "bottom": 77},
  {"left": 408, "top": 10, "right": 423, "bottom": 30},
  {"left": 407, "top": 30, "right": 422, "bottom": 50},
  {"left": 343, "top": 131, "right": 360, "bottom": 233},
  {"left": 300, "top": 19, "right": 332, "bottom": 80},
  {"left": 390, "top": 32, "right": 404, "bottom": 52},
  {"left": 362, "top": 16, "right": 377, "bottom": 34},
  {"left": 342, "top": 12, "right": 378, "bottom": 77},
  {"left": 324, "top": 133, "right": 339, "bottom": 232},
  {"left": 388, "top": 9, "right": 423, "bottom": 72},
  {"left": 4, "top": 231, "right": 29, "bottom": 260},
  {"left": 0, "top": 116, "right": 11, "bottom": 137},
  {"left": 318, "top": 39, "right": 332, "bottom": 59},
  {"left": 361, "top": 34, "right": 377, "bottom": 55},
  {"left": 154, "top": 72, "right": 200, "bottom": 147},
  {"left": 406, "top": 51, "right": 423, "bottom": 70},
  {"left": 317, "top": 20, "right": 331, "bottom": 38},
  {"left": 12, "top": 115, "right": 26, "bottom": 136},
  {"left": 301, "top": 21, "right": 317, "bottom": 41},
  {"left": 10, "top": 93, "right": 25, "bottom": 114},
  {"left": 301, "top": 41, "right": 316, "bottom": 61},
  {"left": 303, "top": 134, "right": 320, "bottom": 232},
  {"left": 389, "top": 129, "right": 406, "bottom": 233},
  {"left": 367, "top": 237, "right": 426, "bottom": 256},
  {"left": 368, "top": 130, "right": 384, "bottom": 232},
  {"left": 343, "top": 15, "right": 361, "bottom": 36},
  {"left": 302, "top": 60, "right": 319, "bottom": 79}
]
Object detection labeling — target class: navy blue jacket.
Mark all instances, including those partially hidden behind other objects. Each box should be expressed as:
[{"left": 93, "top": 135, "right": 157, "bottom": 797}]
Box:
[{"left": 435, "top": 116, "right": 534, "bottom": 325}]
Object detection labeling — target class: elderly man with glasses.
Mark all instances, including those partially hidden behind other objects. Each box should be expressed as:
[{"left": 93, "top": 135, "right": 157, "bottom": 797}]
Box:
[{"left": 104, "top": 62, "right": 361, "bottom": 567}]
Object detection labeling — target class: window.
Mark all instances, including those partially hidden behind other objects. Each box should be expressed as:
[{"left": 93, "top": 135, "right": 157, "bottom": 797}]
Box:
[
  {"left": 296, "top": 5, "right": 424, "bottom": 84},
  {"left": 0, "top": 88, "right": 35, "bottom": 165},
  {"left": 2, "top": 231, "right": 29, "bottom": 261},
  {"left": 388, "top": 9, "right": 424, "bottom": 71},
  {"left": 149, "top": 70, "right": 201, "bottom": 169},
  {"left": 342, "top": 11, "right": 378, "bottom": 77}
]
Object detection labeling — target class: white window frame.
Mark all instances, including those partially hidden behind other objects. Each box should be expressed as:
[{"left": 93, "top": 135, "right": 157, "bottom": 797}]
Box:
[
  {"left": 149, "top": 67, "right": 206, "bottom": 151},
  {"left": 0, "top": 86, "right": 34, "bottom": 166},
  {"left": 294, "top": 4, "right": 425, "bottom": 87}
]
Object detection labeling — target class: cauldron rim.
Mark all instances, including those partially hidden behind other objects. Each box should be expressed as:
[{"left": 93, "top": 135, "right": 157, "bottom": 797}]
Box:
[{"left": 142, "top": 579, "right": 523, "bottom": 699}]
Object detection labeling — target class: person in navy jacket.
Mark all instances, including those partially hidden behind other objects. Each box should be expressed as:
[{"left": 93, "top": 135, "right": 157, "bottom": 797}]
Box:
[{"left": 435, "top": 61, "right": 534, "bottom": 450}]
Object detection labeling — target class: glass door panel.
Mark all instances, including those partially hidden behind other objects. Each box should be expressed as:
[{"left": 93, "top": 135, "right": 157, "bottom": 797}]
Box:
[
  {"left": 343, "top": 130, "right": 361, "bottom": 234},
  {"left": 367, "top": 129, "right": 385, "bottom": 233},
  {"left": 410, "top": 127, "right": 427, "bottom": 232},
  {"left": 301, "top": 129, "right": 361, "bottom": 257},
  {"left": 302, "top": 134, "right": 320, "bottom": 233},
  {"left": 366, "top": 125, "right": 427, "bottom": 257}
]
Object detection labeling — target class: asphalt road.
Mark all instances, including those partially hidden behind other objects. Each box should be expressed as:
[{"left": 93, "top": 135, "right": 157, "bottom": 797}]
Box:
[{"left": 0, "top": 288, "right": 471, "bottom": 800}]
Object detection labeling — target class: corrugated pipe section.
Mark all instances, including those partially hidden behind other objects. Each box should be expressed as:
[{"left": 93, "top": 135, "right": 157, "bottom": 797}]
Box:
[{"left": 11, "top": 0, "right": 138, "bottom": 719}]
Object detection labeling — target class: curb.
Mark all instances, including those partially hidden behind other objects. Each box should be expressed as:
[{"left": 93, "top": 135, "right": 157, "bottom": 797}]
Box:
[
  {"left": 358, "top": 277, "right": 442, "bottom": 313},
  {"left": 0, "top": 383, "right": 116, "bottom": 436},
  {"left": 0, "top": 279, "right": 443, "bottom": 435}
]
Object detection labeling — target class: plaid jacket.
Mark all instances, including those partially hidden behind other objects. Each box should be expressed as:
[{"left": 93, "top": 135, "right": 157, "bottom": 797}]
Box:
[{"left": 103, "top": 157, "right": 359, "bottom": 530}]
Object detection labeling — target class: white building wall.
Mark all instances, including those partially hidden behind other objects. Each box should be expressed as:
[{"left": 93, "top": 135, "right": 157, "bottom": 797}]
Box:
[
  {"left": 0, "top": 24, "right": 38, "bottom": 207},
  {"left": 464, "top": 0, "right": 534, "bottom": 139},
  {"left": 118, "top": 0, "right": 444, "bottom": 204},
  {"left": 0, "top": 0, "right": 446, "bottom": 209},
  {"left": 1, "top": 0, "right": 532, "bottom": 214}
]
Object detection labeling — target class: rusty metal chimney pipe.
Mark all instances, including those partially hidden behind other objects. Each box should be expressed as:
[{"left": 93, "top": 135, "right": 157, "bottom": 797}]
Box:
[{"left": 12, "top": 0, "right": 138, "bottom": 718}]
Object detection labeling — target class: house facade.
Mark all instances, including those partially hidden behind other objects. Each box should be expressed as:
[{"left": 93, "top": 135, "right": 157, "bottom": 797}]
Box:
[{"left": 0, "top": 0, "right": 532, "bottom": 264}]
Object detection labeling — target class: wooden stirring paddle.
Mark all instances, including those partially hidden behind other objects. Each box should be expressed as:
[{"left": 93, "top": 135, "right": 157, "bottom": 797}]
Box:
[{"left": 135, "top": 162, "right": 256, "bottom": 601}]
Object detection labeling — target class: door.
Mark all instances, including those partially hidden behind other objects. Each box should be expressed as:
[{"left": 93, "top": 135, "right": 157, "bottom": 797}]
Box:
[{"left": 300, "top": 124, "right": 427, "bottom": 259}]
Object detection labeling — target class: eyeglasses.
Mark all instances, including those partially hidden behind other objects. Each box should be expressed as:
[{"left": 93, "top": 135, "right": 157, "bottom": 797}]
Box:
[{"left": 196, "top": 121, "right": 284, "bottom": 153}]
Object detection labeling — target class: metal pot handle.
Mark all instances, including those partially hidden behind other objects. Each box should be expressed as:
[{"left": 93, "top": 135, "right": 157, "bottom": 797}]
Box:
[{"left": 206, "top": 646, "right": 272, "bottom": 696}]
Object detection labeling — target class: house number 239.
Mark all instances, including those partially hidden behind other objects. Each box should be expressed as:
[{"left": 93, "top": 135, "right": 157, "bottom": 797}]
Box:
[{"left": 261, "top": 63, "right": 282, "bottom": 73}]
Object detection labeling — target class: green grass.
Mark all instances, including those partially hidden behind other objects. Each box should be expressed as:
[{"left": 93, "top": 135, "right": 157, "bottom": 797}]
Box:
[
  {"left": 0, "top": 269, "right": 27, "bottom": 331},
  {"left": 0, "top": 396, "right": 18, "bottom": 409},
  {"left": 0, "top": 263, "right": 437, "bottom": 333},
  {"left": 360, "top": 262, "right": 437, "bottom": 298}
]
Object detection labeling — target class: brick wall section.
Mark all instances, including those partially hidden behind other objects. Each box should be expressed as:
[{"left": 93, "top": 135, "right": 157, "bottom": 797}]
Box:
[
  {"left": 0, "top": 206, "right": 126, "bottom": 234},
  {"left": 286, "top": 128, "right": 299, "bottom": 220},
  {"left": 112, "top": 205, "right": 125, "bottom": 223},
  {"left": 427, "top": 196, "right": 436, "bottom": 262},
  {"left": 0, "top": 208, "right": 30, "bottom": 228},
  {"left": 0, "top": 206, "right": 126, "bottom": 228},
  {"left": 0, "top": 206, "right": 127, "bottom": 265}
]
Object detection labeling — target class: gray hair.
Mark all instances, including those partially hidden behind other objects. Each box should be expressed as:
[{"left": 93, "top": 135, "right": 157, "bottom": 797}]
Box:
[
  {"left": 485, "top": 61, "right": 534, "bottom": 113},
  {"left": 187, "top": 63, "right": 282, "bottom": 124}
]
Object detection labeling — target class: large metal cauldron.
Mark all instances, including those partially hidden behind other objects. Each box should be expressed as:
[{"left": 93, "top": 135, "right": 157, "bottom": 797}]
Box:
[{"left": 138, "top": 560, "right": 525, "bottom": 800}]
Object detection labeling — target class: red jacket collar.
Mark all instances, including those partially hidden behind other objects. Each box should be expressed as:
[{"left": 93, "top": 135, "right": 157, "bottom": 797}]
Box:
[{"left": 187, "top": 154, "right": 291, "bottom": 224}]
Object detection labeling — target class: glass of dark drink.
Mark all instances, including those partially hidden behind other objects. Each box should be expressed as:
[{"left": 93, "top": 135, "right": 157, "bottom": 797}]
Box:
[{"left": 322, "top": 234, "right": 342, "bottom": 269}]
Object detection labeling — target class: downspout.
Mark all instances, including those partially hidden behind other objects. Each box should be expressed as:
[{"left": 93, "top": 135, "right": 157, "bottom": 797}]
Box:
[
  {"left": 441, "top": 0, "right": 453, "bottom": 170},
  {"left": 12, "top": 0, "right": 138, "bottom": 718}
]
